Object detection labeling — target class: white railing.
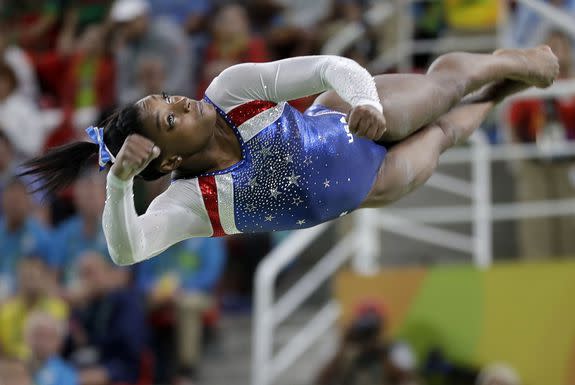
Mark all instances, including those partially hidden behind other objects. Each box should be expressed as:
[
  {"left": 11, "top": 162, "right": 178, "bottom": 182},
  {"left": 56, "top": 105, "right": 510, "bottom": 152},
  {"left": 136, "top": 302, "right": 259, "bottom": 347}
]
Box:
[
  {"left": 253, "top": 225, "right": 351, "bottom": 385},
  {"left": 252, "top": 2, "right": 575, "bottom": 385}
]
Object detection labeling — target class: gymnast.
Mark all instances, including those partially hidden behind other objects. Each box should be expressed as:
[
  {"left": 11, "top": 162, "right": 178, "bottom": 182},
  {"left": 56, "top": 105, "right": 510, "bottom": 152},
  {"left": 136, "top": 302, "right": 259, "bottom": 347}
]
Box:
[{"left": 22, "top": 46, "right": 559, "bottom": 265}]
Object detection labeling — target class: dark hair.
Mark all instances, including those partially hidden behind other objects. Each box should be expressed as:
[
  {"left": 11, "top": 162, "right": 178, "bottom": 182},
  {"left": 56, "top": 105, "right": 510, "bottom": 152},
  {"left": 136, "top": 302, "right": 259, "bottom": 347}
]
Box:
[{"left": 19, "top": 103, "right": 166, "bottom": 196}]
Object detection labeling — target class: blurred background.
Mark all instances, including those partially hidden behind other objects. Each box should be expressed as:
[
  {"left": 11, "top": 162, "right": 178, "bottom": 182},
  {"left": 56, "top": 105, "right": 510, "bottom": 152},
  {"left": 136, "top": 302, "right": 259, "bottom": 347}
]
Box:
[{"left": 0, "top": 1, "right": 574, "bottom": 385}]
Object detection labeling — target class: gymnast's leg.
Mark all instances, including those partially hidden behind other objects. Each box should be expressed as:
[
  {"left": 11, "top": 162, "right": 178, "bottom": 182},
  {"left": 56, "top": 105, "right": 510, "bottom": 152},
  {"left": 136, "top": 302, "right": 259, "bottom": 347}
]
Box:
[
  {"left": 360, "top": 80, "right": 529, "bottom": 208},
  {"left": 315, "top": 46, "right": 558, "bottom": 142}
]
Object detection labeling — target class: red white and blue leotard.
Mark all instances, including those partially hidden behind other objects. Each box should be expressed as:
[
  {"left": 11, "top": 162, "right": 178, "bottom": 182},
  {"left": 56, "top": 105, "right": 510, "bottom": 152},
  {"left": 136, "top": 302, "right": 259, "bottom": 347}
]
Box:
[
  {"left": 193, "top": 97, "right": 386, "bottom": 236},
  {"left": 103, "top": 56, "right": 386, "bottom": 265}
]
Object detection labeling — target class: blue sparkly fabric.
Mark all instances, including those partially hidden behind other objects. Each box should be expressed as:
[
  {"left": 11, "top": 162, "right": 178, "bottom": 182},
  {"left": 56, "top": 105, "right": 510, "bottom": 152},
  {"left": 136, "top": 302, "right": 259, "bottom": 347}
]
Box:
[{"left": 204, "top": 98, "right": 387, "bottom": 232}]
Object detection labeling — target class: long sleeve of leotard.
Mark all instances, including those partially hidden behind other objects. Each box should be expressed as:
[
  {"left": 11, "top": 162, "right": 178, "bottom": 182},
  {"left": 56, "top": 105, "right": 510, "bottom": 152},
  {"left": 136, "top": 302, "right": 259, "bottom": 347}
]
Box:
[
  {"left": 205, "top": 55, "right": 382, "bottom": 113},
  {"left": 103, "top": 172, "right": 212, "bottom": 266}
]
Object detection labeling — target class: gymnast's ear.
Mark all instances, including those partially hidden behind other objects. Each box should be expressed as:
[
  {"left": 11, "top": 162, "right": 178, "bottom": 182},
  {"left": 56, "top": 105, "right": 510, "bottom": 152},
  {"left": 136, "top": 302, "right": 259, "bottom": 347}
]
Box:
[{"left": 159, "top": 155, "right": 183, "bottom": 172}]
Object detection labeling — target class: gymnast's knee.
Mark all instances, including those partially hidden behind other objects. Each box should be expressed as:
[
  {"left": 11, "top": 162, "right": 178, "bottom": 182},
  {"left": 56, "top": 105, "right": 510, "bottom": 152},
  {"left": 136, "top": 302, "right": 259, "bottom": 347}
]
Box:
[{"left": 427, "top": 52, "right": 468, "bottom": 75}]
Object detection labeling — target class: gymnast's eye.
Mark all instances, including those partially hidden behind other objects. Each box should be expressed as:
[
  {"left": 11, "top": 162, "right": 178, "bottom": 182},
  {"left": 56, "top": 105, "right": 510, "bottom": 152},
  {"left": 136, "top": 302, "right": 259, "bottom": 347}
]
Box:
[
  {"left": 162, "top": 92, "right": 171, "bottom": 103},
  {"left": 167, "top": 113, "right": 175, "bottom": 129}
]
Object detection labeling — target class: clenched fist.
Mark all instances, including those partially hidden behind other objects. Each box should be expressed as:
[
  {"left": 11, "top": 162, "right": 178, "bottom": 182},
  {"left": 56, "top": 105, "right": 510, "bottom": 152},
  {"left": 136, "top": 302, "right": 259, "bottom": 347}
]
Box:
[
  {"left": 111, "top": 134, "right": 161, "bottom": 181},
  {"left": 347, "top": 105, "right": 387, "bottom": 141}
]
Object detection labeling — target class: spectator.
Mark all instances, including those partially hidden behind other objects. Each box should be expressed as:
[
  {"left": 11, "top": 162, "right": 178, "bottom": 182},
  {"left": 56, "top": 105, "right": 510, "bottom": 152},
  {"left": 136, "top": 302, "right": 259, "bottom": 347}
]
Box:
[
  {"left": 0, "top": 132, "right": 18, "bottom": 208},
  {"left": 0, "top": 257, "right": 68, "bottom": 360},
  {"left": 506, "top": 0, "right": 575, "bottom": 48},
  {"left": 0, "top": 22, "right": 39, "bottom": 100},
  {"left": 477, "top": 364, "right": 521, "bottom": 385},
  {"left": 273, "top": 0, "right": 332, "bottom": 29},
  {"left": 55, "top": 170, "right": 109, "bottom": 285},
  {"left": 0, "top": 134, "right": 51, "bottom": 223},
  {"left": 197, "top": 3, "right": 270, "bottom": 97},
  {"left": 147, "top": 0, "right": 213, "bottom": 98},
  {"left": 59, "top": 1, "right": 114, "bottom": 34},
  {"left": 507, "top": 30, "right": 575, "bottom": 259},
  {"left": 148, "top": 0, "right": 212, "bottom": 35},
  {"left": 0, "top": 62, "right": 49, "bottom": 157},
  {"left": 66, "top": 252, "right": 148, "bottom": 385},
  {"left": 58, "top": 23, "right": 116, "bottom": 133},
  {"left": 0, "top": 358, "right": 34, "bottom": 385},
  {"left": 316, "top": 301, "right": 419, "bottom": 385},
  {"left": 0, "top": 178, "right": 56, "bottom": 295},
  {"left": 137, "top": 237, "right": 227, "bottom": 383},
  {"left": 110, "top": 0, "right": 192, "bottom": 105},
  {"left": 317, "top": 0, "right": 380, "bottom": 67},
  {"left": 444, "top": 0, "right": 500, "bottom": 32},
  {"left": 26, "top": 311, "right": 78, "bottom": 385},
  {"left": 0, "top": 1, "right": 61, "bottom": 52}
]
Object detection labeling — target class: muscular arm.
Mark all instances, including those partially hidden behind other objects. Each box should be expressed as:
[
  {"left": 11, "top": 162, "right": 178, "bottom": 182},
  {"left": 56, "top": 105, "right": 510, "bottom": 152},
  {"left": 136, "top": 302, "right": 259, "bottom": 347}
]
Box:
[
  {"left": 103, "top": 172, "right": 212, "bottom": 266},
  {"left": 206, "top": 55, "right": 382, "bottom": 113}
]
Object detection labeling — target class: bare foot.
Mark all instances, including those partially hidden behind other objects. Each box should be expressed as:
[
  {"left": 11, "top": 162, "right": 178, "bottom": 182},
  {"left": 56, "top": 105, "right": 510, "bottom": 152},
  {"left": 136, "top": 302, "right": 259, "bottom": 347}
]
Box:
[{"left": 494, "top": 45, "right": 560, "bottom": 88}]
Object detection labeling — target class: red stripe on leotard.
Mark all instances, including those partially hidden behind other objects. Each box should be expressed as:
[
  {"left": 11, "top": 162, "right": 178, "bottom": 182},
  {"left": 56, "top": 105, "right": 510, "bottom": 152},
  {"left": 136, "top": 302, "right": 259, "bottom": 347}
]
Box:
[
  {"left": 227, "top": 100, "right": 277, "bottom": 127},
  {"left": 198, "top": 175, "right": 226, "bottom": 237}
]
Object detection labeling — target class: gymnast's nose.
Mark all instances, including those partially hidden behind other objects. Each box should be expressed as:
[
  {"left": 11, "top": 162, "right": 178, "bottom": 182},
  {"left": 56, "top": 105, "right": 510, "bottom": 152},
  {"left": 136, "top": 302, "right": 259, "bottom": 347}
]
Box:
[{"left": 174, "top": 96, "right": 191, "bottom": 113}]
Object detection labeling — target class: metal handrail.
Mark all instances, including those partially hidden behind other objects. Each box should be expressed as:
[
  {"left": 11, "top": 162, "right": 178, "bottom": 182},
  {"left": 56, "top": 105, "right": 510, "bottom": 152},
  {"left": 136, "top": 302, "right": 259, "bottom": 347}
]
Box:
[{"left": 253, "top": 230, "right": 355, "bottom": 385}]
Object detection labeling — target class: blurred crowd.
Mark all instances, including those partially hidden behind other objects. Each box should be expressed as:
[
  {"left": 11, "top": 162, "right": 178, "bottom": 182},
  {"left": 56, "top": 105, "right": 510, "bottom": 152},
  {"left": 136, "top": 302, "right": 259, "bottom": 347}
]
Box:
[{"left": 0, "top": 0, "right": 574, "bottom": 385}]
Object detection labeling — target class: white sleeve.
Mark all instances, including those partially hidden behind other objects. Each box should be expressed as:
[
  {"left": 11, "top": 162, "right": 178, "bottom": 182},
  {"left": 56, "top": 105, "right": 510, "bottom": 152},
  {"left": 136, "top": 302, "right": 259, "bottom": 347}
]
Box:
[
  {"left": 102, "top": 172, "right": 212, "bottom": 266},
  {"left": 205, "top": 55, "right": 382, "bottom": 113}
]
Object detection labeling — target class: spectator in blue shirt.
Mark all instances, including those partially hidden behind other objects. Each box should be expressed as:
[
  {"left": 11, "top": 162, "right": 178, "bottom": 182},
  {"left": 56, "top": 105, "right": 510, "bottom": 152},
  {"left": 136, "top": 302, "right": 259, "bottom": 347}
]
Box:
[
  {"left": 148, "top": 0, "right": 212, "bottom": 33},
  {"left": 0, "top": 177, "right": 55, "bottom": 296},
  {"left": 54, "top": 170, "right": 108, "bottom": 286},
  {"left": 26, "top": 311, "right": 78, "bottom": 385},
  {"left": 136, "top": 237, "right": 227, "bottom": 384},
  {"left": 66, "top": 252, "right": 148, "bottom": 385},
  {"left": 136, "top": 238, "right": 226, "bottom": 294}
]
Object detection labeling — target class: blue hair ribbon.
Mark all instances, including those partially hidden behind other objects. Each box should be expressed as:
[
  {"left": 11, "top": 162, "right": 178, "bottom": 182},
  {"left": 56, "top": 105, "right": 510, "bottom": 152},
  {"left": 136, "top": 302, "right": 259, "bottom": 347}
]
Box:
[{"left": 86, "top": 126, "right": 116, "bottom": 171}]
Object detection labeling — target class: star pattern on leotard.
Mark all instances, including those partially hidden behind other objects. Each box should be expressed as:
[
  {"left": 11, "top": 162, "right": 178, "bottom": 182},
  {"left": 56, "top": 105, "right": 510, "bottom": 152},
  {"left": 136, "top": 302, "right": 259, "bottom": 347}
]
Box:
[
  {"left": 286, "top": 171, "right": 301, "bottom": 187},
  {"left": 232, "top": 105, "right": 365, "bottom": 232},
  {"left": 248, "top": 177, "right": 259, "bottom": 188},
  {"left": 269, "top": 187, "right": 282, "bottom": 199},
  {"left": 257, "top": 145, "right": 273, "bottom": 159}
]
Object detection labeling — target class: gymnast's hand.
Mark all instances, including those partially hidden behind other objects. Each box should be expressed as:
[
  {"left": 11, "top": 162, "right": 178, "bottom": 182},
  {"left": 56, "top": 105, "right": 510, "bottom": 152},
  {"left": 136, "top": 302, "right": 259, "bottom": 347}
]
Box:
[
  {"left": 347, "top": 105, "right": 387, "bottom": 141},
  {"left": 111, "top": 134, "right": 161, "bottom": 181}
]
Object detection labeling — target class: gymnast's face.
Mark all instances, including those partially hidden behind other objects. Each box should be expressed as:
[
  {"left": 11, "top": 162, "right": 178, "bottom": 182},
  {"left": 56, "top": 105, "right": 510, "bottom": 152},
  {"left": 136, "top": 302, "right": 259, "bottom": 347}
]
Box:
[{"left": 136, "top": 94, "right": 217, "bottom": 172}]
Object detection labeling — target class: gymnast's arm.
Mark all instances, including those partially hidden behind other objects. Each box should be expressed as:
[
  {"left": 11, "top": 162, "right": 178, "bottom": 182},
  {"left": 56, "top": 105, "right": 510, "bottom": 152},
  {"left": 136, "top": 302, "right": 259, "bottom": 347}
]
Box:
[
  {"left": 103, "top": 172, "right": 212, "bottom": 266},
  {"left": 205, "top": 55, "right": 382, "bottom": 113}
]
